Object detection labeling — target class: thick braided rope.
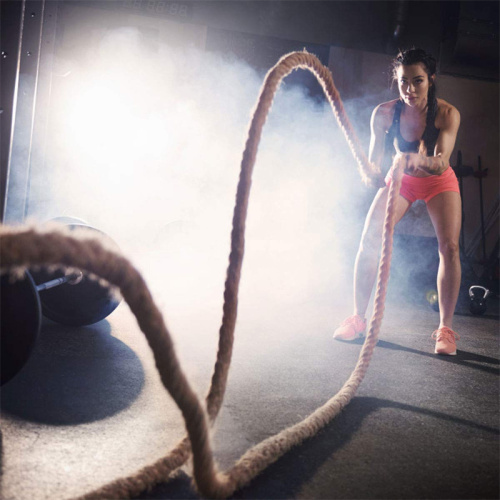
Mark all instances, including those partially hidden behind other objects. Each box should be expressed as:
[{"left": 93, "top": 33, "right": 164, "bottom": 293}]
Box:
[
  {"left": 0, "top": 227, "right": 223, "bottom": 495},
  {"left": 209, "top": 164, "right": 404, "bottom": 495},
  {"left": 0, "top": 51, "right": 402, "bottom": 499},
  {"left": 248, "top": 51, "right": 382, "bottom": 186},
  {"left": 78, "top": 50, "right": 386, "bottom": 499}
]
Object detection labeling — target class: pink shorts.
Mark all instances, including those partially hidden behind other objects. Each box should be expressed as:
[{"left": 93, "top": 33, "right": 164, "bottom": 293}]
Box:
[{"left": 385, "top": 166, "right": 460, "bottom": 204}]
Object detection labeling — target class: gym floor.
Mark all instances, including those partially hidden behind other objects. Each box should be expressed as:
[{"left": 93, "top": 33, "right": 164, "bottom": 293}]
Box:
[{"left": 1, "top": 286, "right": 498, "bottom": 500}]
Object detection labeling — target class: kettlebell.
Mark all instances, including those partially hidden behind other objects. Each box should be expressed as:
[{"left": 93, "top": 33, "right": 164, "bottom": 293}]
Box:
[{"left": 469, "top": 286, "right": 490, "bottom": 315}]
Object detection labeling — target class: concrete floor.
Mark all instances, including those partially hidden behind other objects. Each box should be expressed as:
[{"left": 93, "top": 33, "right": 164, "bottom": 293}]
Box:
[{"left": 1, "top": 287, "right": 498, "bottom": 500}]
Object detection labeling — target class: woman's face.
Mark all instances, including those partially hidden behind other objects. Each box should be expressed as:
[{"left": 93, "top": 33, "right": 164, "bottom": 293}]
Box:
[{"left": 396, "top": 63, "right": 434, "bottom": 108}]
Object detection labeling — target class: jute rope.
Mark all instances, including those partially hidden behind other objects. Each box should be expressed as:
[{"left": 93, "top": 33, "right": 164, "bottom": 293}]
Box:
[{"left": 0, "top": 51, "right": 403, "bottom": 499}]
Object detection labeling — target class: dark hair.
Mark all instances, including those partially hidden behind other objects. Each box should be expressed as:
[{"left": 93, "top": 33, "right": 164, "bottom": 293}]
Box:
[{"left": 392, "top": 48, "right": 438, "bottom": 153}]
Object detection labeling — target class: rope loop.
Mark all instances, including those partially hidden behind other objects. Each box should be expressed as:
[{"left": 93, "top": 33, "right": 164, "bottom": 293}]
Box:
[{"left": 0, "top": 51, "right": 402, "bottom": 499}]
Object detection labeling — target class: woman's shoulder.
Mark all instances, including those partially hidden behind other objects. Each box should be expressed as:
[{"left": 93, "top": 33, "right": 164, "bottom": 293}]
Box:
[
  {"left": 372, "top": 99, "right": 399, "bottom": 128},
  {"left": 436, "top": 98, "right": 460, "bottom": 128},
  {"left": 373, "top": 98, "right": 399, "bottom": 115}
]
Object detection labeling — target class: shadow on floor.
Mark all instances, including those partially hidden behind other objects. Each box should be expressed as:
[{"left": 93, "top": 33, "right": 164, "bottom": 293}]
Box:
[
  {"left": 339, "top": 337, "right": 500, "bottom": 376},
  {"left": 135, "top": 396, "right": 499, "bottom": 499},
  {"left": 1, "top": 320, "right": 145, "bottom": 425},
  {"left": 376, "top": 339, "right": 499, "bottom": 375}
]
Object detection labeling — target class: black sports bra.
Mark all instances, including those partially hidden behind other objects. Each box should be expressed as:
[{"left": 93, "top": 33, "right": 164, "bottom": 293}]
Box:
[{"left": 385, "top": 99, "right": 440, "bottom": 156}]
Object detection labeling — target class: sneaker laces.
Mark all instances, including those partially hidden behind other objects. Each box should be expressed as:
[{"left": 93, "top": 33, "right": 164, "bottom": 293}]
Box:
[
  {"left": 340, "top": 315, "right": 366, "bottom": 328},
  {"left": 431, "top": 327, "right": 460, "bottom": 344}
]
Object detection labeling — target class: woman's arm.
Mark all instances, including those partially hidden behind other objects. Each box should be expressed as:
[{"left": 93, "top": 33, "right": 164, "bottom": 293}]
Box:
[
  {"left": 405, "top": 104, "right": 461, "bottom": 176},
  {"left": 368, "top": 103, "right": 391, "bottom": 187},
  {"left": 368, "top": 104, "right": 388, "bottom": 166}
]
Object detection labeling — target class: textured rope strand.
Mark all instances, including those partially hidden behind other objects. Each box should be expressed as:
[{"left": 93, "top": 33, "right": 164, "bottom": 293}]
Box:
[{"left": 0, "top": 51, "right": 401, "bottom": 499}]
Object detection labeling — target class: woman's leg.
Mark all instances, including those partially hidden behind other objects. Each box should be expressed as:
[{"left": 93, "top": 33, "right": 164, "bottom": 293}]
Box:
[
  {"left": 334, "top": 186, "right": 411, "bottom": 340},
  {"left": 353, "top": 187, "right": 411, "bottom": 317},
  {"left": 426, "top": 191, "right": 462, "bottom": 328}
]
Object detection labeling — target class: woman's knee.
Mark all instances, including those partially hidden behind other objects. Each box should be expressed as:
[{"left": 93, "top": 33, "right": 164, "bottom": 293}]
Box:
[
  {"left": 358, "top": 230, "right": 382, "bottom": 257},
  {"left": 438, "top": 239, "right": 460, "bottom": 262}
]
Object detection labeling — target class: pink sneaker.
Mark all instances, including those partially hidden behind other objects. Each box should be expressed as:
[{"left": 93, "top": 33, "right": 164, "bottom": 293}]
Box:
[
  {"left": 432, "top": 327, "right": 460, "bottom": 355},
  {"left": 333, "top": 315, "right": 367, "bottom": 341}
]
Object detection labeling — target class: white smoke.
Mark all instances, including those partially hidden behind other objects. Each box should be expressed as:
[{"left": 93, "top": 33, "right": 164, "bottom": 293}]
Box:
[{"left": 24, "top": 25, "right": 396, "bottom": 344}]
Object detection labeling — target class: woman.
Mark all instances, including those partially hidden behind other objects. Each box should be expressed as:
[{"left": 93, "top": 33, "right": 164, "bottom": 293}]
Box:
[{"left": 333, "top": 48, "right": 462, "bottom": 355}]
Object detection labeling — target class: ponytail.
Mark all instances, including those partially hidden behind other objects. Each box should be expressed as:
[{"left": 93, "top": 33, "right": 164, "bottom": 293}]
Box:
[{"left": 422, "top": 81, "right": 438, "bottom": 154}]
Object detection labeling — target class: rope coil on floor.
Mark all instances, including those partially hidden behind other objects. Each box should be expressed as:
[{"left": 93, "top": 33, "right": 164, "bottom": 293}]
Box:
[{"left": 0, "top": 51, "right": 404, "bottom": 499}]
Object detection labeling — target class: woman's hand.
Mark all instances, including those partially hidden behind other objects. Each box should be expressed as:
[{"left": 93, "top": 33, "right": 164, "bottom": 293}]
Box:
[
  {"left": 393, "top": 151, "right": 446, "bottom": 177},
  {"left": 403, "top": 152, "right": 433, "bottom": 177},
  {"left": 392, "top": 152, "right": 429, "bottom": 178},
  {"left": 392, "top": 139, "right": 446, "bottom": 177},
  {"left": 405, "top": 152, "right": 447, "bottom": 176}
]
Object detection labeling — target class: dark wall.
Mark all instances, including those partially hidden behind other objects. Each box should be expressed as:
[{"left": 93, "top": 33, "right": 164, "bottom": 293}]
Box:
[
  {"left": 0, "top": 1, "right": 24, "bottom": 221},
  {"left": 112, "top": 1, "right": 498, "bottom": 78}
]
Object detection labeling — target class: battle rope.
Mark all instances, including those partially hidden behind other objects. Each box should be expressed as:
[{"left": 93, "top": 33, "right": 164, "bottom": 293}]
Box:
[{"left": 0, "top": 51, "right": 403, "bottom": 499}]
